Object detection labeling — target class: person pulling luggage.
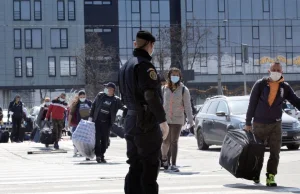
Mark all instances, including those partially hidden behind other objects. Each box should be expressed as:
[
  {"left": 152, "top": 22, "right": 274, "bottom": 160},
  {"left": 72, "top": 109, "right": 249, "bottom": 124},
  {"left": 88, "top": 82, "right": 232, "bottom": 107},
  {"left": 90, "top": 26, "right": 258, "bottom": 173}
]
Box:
[
  {"left": 88, "top": 83, "right": 126, "bottom": 163},
  {"left": 45, "top": 93, "right": 68, "bottom": 149},
  {"left": 246, "top": 62, "right": 300, "bottom": 186}
]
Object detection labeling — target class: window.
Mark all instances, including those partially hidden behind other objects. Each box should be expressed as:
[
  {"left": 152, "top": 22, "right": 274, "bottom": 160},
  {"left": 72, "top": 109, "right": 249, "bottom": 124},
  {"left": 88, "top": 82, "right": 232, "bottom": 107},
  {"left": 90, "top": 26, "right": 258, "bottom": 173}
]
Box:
[
  {"left": 187, "top": 26, "right": 194, "bottom": 40},
  {"left": 216, "top": 101, "right": 229, "bottom": 114},
  {"left": 207, "top": 101, "right": 219, "bottom": 114},
  {"left": 235, "top": 53, "right": 242, "bottom": 66},
  {"left": 286, "top": 53, "right": 293, "bottom": 66},
  {"left": 252, "top": 26, "right": 259, "bottom": 39},
  {"left": 285, "top": 26, "right": 292, "bottom": 39},
  {"left": 186, "top": 0, "right": 193, "bottom": 12},
  {"left": 132, "top": 27, "right": 140, "bottom": 40},
  {"left": 253, "top": 53, "right": 260, "bottom": 66},
  {"left": 15, "top": 57, "right": 22, "bottom": 77},
  {"left": 26, "top": 57, "right": 33, "bottom": 77},
  {"left": 218, "top": 0, "right": 225, "bottom": 12},
  {"left": 200, "top": 53, "right": 207, "bottom": 67},
  {"left": 68, "top": 0, "right": 75, "bottom": 20},
  {"left": 220, "top": 26, "right": 226, "bottom": 39},
  {"left": 14, "top": 29, "right": 22, "bottom": 49},
  {"left": 85, "top": 0, "right": 112, "bottom": 4},
  {"left": 151, "top": 0, "right": 159, "bottom": 13},
  {"left": 132, "top": 0, "right": 140, "bottom": 13},
  {"left": 51, "top": 29, "right": 68, "bottom": 48},
  {"left": 24, "top": 29, "right": 42, "bottom": 49},
  {"left": 201, "top": 101, "right": 211, "bottom": 113},
  {"left": 103, "top": 28, "right": 112, "bottom": 32},
  {"left": 85, "top": 28, "right": 112, "bottom": 33},
  {"left": 34, "top": 0, "right": 42, "bottom": 20},
  {"left": 57, "top": 0, "right": 65, "bottom": 20},
  {"left": 263, "top": 0, "right": 270, "bottom": 12},
  {"left": 48, "top": 57, "right": 56, "bottom": 76},
  {"left": 60, "top": 57, "right": 77, "bottom": 76},
  {"left": 13, "top": 0, "right": 31, "bottom": 21}
]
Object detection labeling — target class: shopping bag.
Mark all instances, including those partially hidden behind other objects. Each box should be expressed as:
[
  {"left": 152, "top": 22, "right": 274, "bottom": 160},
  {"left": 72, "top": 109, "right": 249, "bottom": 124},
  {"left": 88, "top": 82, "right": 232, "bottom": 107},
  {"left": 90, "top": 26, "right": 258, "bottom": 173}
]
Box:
[{"left": 72, "top": 119, "right": 96, "bottom": 159}]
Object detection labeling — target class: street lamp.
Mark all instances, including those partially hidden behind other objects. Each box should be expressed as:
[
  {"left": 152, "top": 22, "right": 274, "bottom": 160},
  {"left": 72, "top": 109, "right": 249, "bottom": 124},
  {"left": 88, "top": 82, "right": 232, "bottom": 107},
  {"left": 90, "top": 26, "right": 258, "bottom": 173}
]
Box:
[{"left": 217, "top": 20, "right": 227, "bottom": 95}]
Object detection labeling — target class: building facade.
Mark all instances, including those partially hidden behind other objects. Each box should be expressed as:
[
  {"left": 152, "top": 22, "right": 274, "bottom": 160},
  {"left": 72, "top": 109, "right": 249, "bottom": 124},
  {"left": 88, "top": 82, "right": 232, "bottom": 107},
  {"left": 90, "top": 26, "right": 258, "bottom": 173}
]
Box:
[
  {"left": 181, "top": 0, "right": 300, "bottom": 84},
  {"left": 0, "top": 0, "right": 85, "bottom": 107}
]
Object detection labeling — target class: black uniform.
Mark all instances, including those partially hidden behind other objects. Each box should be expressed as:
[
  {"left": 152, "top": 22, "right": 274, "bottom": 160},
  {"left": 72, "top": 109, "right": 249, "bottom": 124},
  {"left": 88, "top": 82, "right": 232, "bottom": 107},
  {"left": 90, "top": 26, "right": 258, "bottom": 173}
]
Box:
[{"left": 119, "top": 34, "right": 166, "bottom": 193}]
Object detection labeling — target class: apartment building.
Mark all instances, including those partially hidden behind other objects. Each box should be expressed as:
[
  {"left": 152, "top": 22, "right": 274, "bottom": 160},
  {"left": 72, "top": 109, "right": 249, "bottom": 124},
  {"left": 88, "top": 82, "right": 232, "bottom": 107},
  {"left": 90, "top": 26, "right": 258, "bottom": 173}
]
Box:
[{"left": 0, "top": 0, "right": 85, "bottom": 107}]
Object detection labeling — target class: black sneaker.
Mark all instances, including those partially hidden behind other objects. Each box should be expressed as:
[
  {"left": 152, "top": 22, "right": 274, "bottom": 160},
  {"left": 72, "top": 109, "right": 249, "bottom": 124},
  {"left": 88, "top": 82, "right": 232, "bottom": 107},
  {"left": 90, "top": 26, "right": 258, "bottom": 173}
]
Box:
[
  {"left": 162, "top": 159, "right": 169, "bottom": 170},
  {"left": 54, "top": 142, "right": 59, "bottom": 150},
  {"left": 96, "top": 157, "right": 101, "bottom": 163},
  {"left": 266, "top": 173, "right": 277, "bottom": 187},
  {"left": 86, "top": 158, "right": 90, "bottom": 161},
  {"left": 101, "top": 157, "right": 107, "bottom": 163}
]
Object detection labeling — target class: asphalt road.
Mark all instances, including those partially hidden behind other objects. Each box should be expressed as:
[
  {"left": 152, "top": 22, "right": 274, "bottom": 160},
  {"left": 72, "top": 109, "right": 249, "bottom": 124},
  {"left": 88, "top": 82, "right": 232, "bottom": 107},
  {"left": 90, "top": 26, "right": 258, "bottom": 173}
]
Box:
[{"left": 0, "top": 136, "right": 300, "bottom": 194}]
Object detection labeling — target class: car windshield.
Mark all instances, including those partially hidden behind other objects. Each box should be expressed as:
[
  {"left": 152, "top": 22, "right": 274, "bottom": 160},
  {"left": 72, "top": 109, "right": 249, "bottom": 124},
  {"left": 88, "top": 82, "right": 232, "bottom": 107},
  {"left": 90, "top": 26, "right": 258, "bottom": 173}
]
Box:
[{"left": 228, "top": 100, "right": 249, "bottom": 115}]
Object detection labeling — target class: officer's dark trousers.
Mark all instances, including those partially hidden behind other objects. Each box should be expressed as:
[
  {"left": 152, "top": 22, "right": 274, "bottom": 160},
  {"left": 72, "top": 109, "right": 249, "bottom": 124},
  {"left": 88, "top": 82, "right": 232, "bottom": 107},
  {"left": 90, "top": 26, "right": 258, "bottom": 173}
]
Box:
[
  {"left": 11, "top": 117, "right": 22, "bottom": 142},
  {"left": 124, "top": 115, "right": 163, "bottom": 194},
  {"left": 95, "top": 121, "right": 111, "bottom": 158}
]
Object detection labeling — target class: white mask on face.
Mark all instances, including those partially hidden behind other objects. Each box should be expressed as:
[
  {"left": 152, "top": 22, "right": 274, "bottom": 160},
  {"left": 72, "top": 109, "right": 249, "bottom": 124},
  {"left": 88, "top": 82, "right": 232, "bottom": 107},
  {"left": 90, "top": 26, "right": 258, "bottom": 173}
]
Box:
[
  {"left": 104, "top": 88, "right": 109, "bottom": 95},
  {"left": 270, "top": 71, "right": 282, "bottom": 81},
  {"left": 45, "top": 102, "right": 50, "bottom": 106},
  {"left": 79, "top": 98, "right": 86, "bottom": 102},
  {"left": 59, "top": 97, "right": 65, "bottom": 102},
  {"left": 150, "top": 48, "right": 155, "bottom": 56}
]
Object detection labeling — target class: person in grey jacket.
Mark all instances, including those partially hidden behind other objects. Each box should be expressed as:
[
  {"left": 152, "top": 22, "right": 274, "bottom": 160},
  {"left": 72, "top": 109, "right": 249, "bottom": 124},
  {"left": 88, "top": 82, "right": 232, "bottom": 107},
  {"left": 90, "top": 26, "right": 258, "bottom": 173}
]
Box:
[
  {"left": 161, "top": 68, "right": 194, "bottom": 172},
  {"left": 88, "top": 82, "right": 126, "bottom": 163}
]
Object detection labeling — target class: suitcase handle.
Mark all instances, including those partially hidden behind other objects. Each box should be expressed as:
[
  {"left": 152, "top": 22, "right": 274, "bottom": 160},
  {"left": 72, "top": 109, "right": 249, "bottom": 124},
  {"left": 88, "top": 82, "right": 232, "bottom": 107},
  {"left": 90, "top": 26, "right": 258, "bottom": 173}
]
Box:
[{"left": 244, "top": 130, "right": 257, "bottom": 143}]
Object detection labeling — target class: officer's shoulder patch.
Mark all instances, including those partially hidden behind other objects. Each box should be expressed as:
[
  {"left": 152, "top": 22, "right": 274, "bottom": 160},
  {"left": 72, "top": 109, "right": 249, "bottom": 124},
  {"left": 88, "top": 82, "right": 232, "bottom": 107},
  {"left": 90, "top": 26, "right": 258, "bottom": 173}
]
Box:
[
  {"left": 147, "top": 68, "right": 155, "bottom": 72},
  {"left": 149, "top": 70, "right": 157, "bottom": 80}
]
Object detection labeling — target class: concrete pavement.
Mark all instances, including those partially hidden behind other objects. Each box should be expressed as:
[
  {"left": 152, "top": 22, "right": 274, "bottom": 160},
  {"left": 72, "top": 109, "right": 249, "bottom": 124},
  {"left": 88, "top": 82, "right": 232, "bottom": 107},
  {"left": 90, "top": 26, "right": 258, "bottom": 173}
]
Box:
[{"left": 0, "top": 137, "right": 300, "bottom": 194}]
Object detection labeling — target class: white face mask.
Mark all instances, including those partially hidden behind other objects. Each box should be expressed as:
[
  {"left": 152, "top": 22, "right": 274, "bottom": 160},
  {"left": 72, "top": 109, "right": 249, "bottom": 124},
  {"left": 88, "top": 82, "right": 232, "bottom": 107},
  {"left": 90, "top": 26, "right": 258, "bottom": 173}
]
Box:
[
  {"left": 79, "top": 98, "right": 86, "bottom": 102},
  {"left": 150, "top": 48, "right": 155, "bottom": 56},
  {"left": 59, "top": 97, "right": 65, "bottom": 102},
  {"left": 270, "top": 71, "right": 282, "bottom": 81},
  {"left": 104, "top": 88, "right": 109, "bottom": 95},
  {"left": 45, "top": 102, "right": 50, "bottom": 106}
]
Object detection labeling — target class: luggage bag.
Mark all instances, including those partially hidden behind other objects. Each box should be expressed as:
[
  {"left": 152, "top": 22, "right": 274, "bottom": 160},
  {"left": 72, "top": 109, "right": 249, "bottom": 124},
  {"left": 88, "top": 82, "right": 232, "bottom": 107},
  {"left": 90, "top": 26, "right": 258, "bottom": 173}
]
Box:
[
  {"left": 0, "top": 128, "right": 9, "bottom": 143},
  {"left": 72, "top": 119, "right": 96, "bottom": 159},
  {"left": 40, "top": 122, "right": 54, "bottom": 145},
  {"left": 219, "top": 129, "right": 265, "bottom": 180}
]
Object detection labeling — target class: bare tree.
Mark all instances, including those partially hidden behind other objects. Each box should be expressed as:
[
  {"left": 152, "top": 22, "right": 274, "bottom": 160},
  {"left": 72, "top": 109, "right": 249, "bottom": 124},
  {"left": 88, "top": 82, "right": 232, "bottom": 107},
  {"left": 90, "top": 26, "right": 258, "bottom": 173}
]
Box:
[
  {"left": 157, "top": 21, "right": 212, "bottom": 71},
  {"left": 39, "top": 89, "right": 48, "bottom": 104},
  {"left": 76, "top": 33, "right": 118, "bottom": 98}
]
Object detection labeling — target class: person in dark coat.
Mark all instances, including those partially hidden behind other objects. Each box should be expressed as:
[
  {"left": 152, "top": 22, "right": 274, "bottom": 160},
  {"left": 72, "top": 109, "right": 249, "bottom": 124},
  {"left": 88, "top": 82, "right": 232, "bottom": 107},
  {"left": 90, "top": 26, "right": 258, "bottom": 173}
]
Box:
[
  {"left": 8, "top": 95, "right": 23, "bottom": 143},
  {"left": 88, "top": 82, "right": 126, "bottom": 163}
]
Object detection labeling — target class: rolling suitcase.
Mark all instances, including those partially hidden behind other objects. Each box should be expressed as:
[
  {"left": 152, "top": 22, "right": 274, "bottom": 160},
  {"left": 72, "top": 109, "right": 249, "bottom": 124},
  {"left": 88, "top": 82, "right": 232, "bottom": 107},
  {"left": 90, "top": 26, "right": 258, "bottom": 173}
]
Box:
[
  {"left": 219, "top": 129, "right": 265, "bottom": 181},
  {"left": 0, "top": 128, "right": 10, "bottom": 143},
  {"left": 40, "top": 122, "right": 54, "bottom": 145}
]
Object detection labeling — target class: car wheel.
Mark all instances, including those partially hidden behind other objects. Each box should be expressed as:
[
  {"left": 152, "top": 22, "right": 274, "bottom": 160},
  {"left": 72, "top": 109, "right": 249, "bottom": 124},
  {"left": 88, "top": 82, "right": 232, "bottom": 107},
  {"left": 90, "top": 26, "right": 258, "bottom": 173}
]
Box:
[
  {"left": 287, "top": 145, "right": 300, "bottom": 150},
  {"left": 196, "top": 128, "right": 209, "bottom": 150}
]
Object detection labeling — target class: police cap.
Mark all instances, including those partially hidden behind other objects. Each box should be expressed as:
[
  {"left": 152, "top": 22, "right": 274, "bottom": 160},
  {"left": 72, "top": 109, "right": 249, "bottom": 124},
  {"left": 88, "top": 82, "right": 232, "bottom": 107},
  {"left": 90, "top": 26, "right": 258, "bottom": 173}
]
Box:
[{"left": 136, "top": 30, "right": 156, "bottom": 42}]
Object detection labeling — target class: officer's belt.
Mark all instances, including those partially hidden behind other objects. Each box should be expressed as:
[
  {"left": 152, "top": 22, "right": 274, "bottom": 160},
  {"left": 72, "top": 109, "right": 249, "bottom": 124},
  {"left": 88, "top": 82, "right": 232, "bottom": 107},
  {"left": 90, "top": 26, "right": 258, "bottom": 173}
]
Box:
[
  {"left": 127, "top": 110, "right": 137, "bottom": 116},
  {"left": 127, "top": 105, "right": 148, "bottom": 116}
]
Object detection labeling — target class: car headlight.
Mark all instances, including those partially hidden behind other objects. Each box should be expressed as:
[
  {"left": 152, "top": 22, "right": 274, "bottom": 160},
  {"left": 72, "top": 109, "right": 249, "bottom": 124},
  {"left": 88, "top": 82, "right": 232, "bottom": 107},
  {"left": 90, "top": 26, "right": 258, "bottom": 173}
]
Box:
[
  {"left": 293, "top": 121, "right": 300, "bottom": 129},
  {"left": 239, "top": 122, "right": 246, "bottom": 130}
]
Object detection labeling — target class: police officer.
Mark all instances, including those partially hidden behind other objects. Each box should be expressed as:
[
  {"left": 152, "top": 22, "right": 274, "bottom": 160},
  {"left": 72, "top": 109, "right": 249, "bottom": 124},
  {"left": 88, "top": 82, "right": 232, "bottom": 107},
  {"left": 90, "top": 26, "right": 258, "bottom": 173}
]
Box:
[{"left": 119, "top": 30, "right": 169, "bottom": 194}]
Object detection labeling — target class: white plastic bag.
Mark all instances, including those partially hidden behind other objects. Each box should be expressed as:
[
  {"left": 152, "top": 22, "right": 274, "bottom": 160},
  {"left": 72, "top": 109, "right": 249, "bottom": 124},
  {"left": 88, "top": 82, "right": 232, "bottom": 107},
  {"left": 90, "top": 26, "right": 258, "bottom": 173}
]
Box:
[{"left": 72, "top": 119, "right": 96, "bottom": 159}]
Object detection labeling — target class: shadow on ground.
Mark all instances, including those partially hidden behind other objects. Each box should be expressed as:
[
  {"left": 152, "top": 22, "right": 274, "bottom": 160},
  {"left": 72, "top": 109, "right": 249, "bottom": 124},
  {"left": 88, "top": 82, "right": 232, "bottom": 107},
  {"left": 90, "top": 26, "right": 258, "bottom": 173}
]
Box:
[{"left": 224, "top": 183, "right": 300, "bottom": 193}]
